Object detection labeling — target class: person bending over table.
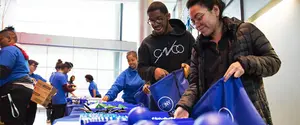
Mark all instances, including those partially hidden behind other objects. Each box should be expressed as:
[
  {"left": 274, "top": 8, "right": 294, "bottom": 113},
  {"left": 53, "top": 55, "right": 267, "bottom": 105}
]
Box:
[{"left": 102, "top": 51, "right": 145, "bottom": 104}]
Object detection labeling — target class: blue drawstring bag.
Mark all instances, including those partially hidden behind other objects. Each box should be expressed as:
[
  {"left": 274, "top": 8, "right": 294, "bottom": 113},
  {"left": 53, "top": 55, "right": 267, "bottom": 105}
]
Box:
[
  {"left": 149, "top": 68, "right": 189, "bottom": 113},
  {"left": 191, "top": 77, "right": 266, "bottom": 125},
  {"left": 134, "top": 85, "right": 150, "bottom": 107}
]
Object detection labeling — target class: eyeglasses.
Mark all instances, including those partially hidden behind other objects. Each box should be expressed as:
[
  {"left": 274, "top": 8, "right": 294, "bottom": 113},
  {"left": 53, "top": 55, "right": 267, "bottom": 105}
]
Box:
[
  {"left": 147, "top": 15, "right": 166, "bottom": 25},
  {"left": 190, "top": 10, "right": 209, "bottom": 28}
]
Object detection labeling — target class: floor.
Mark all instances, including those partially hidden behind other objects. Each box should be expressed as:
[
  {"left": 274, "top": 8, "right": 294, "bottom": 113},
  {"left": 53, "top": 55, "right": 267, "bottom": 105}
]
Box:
[
  {"left": 0, "top": 107, "right": 70, "bottom": 125},
  {"left": 34, "top": 107, "right": 50, "bottom": 125}
]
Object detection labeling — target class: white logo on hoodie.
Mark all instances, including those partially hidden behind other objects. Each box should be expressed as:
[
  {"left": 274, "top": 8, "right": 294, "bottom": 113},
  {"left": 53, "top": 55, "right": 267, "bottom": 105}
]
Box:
[{"left": 153, "top": 40, "right": 184, "bottom": 63}]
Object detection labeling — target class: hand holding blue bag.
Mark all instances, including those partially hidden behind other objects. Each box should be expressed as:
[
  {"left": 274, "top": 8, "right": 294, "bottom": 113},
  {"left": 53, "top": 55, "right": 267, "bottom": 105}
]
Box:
[
  {"left": 191, "top": 77, "right": 266, "bottom": 125},
  {"left": 149, "top": 68, "right": 189, "bottom": 113}
]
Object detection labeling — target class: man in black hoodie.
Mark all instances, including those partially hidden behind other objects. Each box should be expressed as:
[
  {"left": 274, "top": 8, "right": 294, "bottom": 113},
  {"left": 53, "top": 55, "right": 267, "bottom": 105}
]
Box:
[{"left": 138, "top": 1, "right": 195, "bottom": 111}]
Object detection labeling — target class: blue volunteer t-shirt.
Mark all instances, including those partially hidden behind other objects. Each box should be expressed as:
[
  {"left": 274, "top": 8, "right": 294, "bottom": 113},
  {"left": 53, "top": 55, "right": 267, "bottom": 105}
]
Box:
[
  {"left": 89, "top": 81, "right": 100, "bottom": 97},
  {"left": 30, "top": 73, "right": 47, "bottom": 83},
  {"left": 0, "top": 46, "right": 29, "bottom": 86},
  {"left": 49, "top": 72, "right": 56, "bottom": 83},
  {"left": 51, "top": 72, "right": 68, "bottom": 104}
]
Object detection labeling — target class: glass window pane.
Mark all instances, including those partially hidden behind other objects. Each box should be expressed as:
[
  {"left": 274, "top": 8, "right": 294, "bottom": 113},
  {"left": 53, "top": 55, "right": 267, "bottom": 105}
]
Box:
[
  {"left": 73, "top": 89, "right": 91, "bottom": 98},
  {"left": 121, "top": 52, "right": 128, "bottom": 71},
  {"left": 21, "top": 44, "right": 48, "bottom": 67},
  {"left": 71, "top": 69, "right": 98, "bottom": 90},
  {"left": 73, "top": 48, "right": 98, "bottom": 69},
  {"left": 47, "top": 47, "right": 73, "bottom": 68},
  {"left": 14, "top": 1, "right": 119, "bottom": 40},
  {"left": 97, "top": 70, "right": 115, "bottom": 90},
  {"left": 98, "top": 50, "right": 116, "bottom": 70},
  {"left": 223, "top": 0, "right": 241, "bottom": 19}
]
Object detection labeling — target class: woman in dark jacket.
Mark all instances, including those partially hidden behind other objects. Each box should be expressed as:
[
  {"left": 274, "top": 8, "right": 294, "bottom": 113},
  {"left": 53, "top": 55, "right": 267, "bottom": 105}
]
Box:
[{"left": 174, "top": 0, "right": 281, "bottom": 125}]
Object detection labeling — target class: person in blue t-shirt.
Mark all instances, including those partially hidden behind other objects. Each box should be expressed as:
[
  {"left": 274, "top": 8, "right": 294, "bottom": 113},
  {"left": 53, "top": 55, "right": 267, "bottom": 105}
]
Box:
[
  {"left": 49, "top": 60, "right": 73, "bottom": 83},
  {"left": 26, "top": 59, "right": 47, "bottom": 125},
  {"left": 85, "top": 75, "right": 101, "bottom": 98},
  {"left": 50, "top": 61, "right": 76, "bottom": 123},
  {"left": 28, "top": 60, "right": 47, "bottom": 83},
  {"left": 0, "top": 26, "right": 35, "bottom": 125},
  {"left": 102, "top": 51, "right": 145, "bottom": 104},
  {"left": 46, "top": 59, "right": 63, "bottom": 123}
]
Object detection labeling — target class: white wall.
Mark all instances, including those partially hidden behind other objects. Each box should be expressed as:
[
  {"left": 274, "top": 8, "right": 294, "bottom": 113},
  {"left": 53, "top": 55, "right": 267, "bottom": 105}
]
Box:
[{"left": 253, "top": 0, "right": 300, "bottom": 124}]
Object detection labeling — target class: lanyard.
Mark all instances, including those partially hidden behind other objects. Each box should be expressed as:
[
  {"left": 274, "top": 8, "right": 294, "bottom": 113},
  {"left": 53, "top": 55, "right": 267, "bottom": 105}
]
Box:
[{"left": 1, "top": 93, "right": 20, "bottom": 118}]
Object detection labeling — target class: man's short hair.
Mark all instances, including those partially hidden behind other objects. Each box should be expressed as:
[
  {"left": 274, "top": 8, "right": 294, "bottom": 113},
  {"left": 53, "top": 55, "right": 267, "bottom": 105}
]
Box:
[{"left": 147, "top": 1, "right": 169, "bottom": 14}]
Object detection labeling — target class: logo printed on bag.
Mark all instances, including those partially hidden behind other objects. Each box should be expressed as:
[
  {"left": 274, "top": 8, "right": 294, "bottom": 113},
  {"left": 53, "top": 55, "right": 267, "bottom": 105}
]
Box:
[
  {"left": 157, "top": 96, "right": 174, "bottom": 112},
  {"left": 218, "top": 107, "right": 235, "bottom": 122}
]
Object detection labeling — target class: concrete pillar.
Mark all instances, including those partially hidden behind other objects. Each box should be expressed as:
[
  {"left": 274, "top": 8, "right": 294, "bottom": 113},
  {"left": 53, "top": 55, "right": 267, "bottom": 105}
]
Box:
[{"left": 139, "top": 0, "right": 153, "bottom": 45}]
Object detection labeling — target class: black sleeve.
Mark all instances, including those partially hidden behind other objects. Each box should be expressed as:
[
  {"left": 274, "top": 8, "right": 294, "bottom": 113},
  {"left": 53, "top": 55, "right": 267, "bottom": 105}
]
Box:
[
  {"left": 177, "top": 48, "right": 201, "bottom": 112},
  {"left": 237, "top": 23, "right": 281, "bottom": 77},
  {"left": 0, "top": 65, "right": 12, "bottom": 79},
  {"left": 137, "top": 42, "right": 157, "bottom": 84}
]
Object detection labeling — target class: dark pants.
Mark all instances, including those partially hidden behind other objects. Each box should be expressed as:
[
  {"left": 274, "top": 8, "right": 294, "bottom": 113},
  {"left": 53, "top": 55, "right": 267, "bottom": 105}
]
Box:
[
  {"left": 0, "top": 84, "right": 33, "bottom": 125},
  {"left": 46, "top": 108, "right": 52, "bottom": 121},
  {"left": 51, "top": 104, "right": 66, "bottom": 124},
  {"left": 25, "top": 101, "right": 37, "bottom": 125}
]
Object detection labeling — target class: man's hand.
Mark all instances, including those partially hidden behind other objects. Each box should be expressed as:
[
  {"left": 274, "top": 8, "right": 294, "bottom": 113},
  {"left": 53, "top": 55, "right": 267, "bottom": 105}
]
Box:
[
  {"left": 181, "top": 63, "right": 190, "bottom": 78},
  {"left": 174, "top": 107, "right": 189, "bottom": 118},
  {"left": 102, "top": 96, "right": 109, "bottom": 101},
  {"left": 224, "top": 61, "right": 245, "bottom": 82},
  {"left": 154, "top": 68, "right": 169, "bottom": 80},
  {"left": 142, "top": 83, "right": 151, "bottom": 94}
]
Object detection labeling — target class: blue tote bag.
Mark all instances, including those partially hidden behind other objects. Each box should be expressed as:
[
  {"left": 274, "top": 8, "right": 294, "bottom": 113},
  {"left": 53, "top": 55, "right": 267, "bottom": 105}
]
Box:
[
  {"left": 191, "top": 77, "right": 266, "bottom": 125},
  {"left": 149, "top": 68, "right": 189, "bottom": 113},
  {"left": 134, "top": 85, "right": 150, "bottom": 107}
]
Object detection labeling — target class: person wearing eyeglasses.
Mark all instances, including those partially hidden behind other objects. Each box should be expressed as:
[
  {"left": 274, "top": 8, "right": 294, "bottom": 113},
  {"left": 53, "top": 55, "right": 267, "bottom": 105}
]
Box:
[
  {"left": 174, "top": 1, "right": 281, "bottom": 125},
  {"left": 26, "top": 59, "right": 47, "bottom": 125},
  {"left": 28, "top": 60, "right": 46, "bottom": 84},
  {"left": 137, "top": 1, "right": 195, "bottom": 111}
]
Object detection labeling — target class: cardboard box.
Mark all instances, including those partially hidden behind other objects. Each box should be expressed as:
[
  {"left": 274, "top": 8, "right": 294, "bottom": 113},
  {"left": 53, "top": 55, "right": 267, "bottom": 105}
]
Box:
[{"left": 31, "top": 80, "right": 57, "bottom": 107}]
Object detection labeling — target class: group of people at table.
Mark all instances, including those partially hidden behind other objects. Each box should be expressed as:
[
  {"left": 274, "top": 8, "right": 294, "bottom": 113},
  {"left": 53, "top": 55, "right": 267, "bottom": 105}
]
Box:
[{"left": 0, "top": 0, "right": 280, "bottom": 125}]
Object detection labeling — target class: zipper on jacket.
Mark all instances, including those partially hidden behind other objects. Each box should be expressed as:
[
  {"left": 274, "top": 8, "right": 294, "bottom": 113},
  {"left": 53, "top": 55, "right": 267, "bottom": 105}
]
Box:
[{"left": 216, "top": 43, "right": 220, "bottom": 54}]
